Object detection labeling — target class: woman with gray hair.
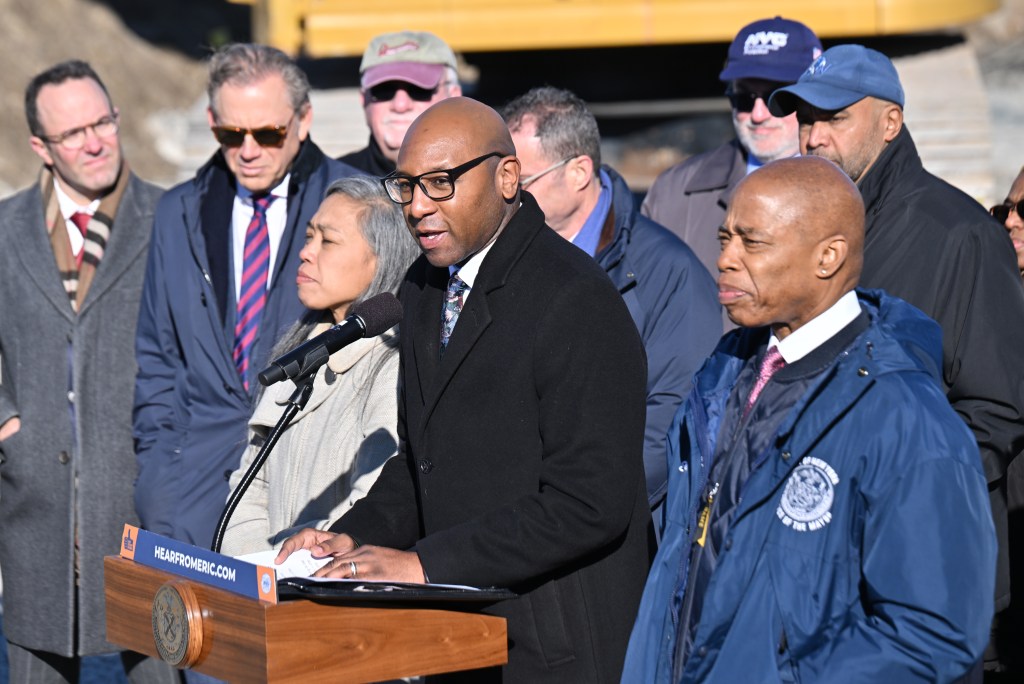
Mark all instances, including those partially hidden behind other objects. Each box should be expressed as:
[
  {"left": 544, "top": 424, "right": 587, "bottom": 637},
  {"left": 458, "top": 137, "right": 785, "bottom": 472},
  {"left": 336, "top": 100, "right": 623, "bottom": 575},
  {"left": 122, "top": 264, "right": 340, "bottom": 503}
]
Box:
[{"left": 222, "top": 175, "right": 418, "bottom": 555}]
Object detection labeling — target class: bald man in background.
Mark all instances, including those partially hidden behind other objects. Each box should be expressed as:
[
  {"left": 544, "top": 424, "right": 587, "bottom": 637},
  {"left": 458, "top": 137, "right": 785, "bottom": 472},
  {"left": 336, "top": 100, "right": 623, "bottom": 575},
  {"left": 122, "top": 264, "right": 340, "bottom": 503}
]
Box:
[
  {"left": 280, "top": 97, "right": 653, "bottom": 682},
  {"left": 624, "top": 157, "right": 995, "bottom": 683}
]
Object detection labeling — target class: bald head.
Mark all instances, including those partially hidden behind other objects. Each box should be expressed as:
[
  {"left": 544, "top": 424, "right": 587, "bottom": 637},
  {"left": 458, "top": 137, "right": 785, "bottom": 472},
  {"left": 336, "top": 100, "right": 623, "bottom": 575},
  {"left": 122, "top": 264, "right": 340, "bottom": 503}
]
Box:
[
  {"left": 718, "top": 156, "right": 865, "bottom": 337},
  {"left": 395, "top": 97, "right": 522, "bottom": 268},
  {"left": 401, "top": 97, "right": 516, "bottom": 168},
  {"left": 743, "top": 156, "right": 864, "bottom": 283}
]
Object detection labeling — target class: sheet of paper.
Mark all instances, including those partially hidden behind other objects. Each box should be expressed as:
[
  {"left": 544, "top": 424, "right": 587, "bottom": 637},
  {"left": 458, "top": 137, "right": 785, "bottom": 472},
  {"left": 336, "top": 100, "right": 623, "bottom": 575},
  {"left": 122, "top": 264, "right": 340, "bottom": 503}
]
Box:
[
  {"left": 235, "top": 548, "right": 332, "bottom": 579},
  {"left": 236, "top": 549, "right": 483, "bottom": 590}
]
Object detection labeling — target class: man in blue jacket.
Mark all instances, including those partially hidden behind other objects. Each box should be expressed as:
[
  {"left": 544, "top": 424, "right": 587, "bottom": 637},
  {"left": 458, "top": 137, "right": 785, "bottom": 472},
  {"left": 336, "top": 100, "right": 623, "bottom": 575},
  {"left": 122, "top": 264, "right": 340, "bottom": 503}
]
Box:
[
  {"left": 769, "top": 49, "right": 1024, "bottom": 672},
  {"left": 502, "top": 87, "right": 722, "bottom": 513},
  {"left": 622, "top": 156, "right": 995, "bottom": 683},
  {"left": 133, "top": 44, "right": 357, "bottom": 548}
]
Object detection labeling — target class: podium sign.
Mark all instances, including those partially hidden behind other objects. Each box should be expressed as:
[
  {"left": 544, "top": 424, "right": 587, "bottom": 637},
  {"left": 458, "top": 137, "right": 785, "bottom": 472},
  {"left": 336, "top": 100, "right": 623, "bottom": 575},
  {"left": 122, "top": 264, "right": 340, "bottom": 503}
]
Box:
[
  {"left": 121, "top": 525, "right": 277, "bottom": 603},
  {"left": 105, "top": 532, "right": 508, "bottom": 682}
]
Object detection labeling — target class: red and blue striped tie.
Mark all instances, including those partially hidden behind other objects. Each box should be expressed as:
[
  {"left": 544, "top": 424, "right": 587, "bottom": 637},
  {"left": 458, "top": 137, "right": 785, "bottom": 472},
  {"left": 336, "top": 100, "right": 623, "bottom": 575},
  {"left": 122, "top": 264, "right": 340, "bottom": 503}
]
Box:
[{"left": 233, "top": 194, "right": 274, "bottom": 391}]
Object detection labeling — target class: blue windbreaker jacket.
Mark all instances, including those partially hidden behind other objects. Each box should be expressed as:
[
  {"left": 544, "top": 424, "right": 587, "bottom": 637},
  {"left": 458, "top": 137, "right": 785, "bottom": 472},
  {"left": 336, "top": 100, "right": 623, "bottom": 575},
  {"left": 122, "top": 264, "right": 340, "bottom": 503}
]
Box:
[
  {"left": 622, "top": 290, "right": 995, "bottom": 683},
  {"left": 598, "top": 166, "right": 720, "bottom": 508}
]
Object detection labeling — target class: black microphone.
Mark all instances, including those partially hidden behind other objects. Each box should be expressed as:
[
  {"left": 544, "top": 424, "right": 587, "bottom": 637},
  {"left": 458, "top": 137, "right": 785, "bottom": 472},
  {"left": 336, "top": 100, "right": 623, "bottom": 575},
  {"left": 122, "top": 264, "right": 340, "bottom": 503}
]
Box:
[{"left": 258, "top": 292, "right": 403, "bottom": 386}]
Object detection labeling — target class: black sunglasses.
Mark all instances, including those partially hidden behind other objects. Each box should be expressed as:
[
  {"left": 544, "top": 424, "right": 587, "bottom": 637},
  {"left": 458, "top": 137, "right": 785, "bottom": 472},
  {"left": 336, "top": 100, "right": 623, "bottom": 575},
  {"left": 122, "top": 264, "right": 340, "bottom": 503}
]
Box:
[
  {"left": 367, "top": 82, "right": 439, "bottom": 104},
  {"left": 990, "top": 201, "right": 1024, "bottom": 224},
  {"left": 726, "top": 83, "right": 786, "bottom": 113},
  {"left": 211, "top": 116, "right": 293, "bottom": 148}
]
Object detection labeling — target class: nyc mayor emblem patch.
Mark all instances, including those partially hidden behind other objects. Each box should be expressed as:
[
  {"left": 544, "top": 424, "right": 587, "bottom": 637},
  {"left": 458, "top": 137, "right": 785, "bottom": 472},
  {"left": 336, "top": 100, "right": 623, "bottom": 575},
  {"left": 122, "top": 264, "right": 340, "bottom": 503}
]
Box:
[{"left": 777, "top": 457, "right": 840, "bottom": 532}]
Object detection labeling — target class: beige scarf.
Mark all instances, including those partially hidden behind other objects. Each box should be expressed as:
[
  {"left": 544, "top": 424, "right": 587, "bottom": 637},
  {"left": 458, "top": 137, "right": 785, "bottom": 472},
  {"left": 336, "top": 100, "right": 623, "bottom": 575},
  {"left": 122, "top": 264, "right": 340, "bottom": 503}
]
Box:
[{"left": 40, "top": 164, "right": 129, "bottom": 313}]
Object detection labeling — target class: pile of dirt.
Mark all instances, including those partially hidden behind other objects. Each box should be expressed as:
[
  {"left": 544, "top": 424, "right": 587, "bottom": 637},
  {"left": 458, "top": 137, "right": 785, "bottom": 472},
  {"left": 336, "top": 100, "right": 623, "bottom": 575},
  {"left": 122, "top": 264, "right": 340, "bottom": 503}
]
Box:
[{"left": 0, "top": 0, "right": 207, "bottom": 193}]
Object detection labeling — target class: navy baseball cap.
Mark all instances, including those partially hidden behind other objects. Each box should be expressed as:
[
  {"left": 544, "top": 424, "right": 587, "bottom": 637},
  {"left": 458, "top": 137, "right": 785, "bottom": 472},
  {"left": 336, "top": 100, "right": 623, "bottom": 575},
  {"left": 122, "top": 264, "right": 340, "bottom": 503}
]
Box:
[
  {"left": 719, "top": 17, "right": 822, "bottom": 83},
  {"left": 769, "top": 44, "right": 905, "bottom": 116}
]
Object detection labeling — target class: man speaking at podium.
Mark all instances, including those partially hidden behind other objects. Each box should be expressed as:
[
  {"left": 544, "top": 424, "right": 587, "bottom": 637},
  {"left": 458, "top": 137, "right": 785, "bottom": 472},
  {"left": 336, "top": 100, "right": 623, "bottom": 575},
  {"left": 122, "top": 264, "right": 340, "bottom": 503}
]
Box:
[{"left": 278, "top": 97, "right": 654, "bottom": 682}]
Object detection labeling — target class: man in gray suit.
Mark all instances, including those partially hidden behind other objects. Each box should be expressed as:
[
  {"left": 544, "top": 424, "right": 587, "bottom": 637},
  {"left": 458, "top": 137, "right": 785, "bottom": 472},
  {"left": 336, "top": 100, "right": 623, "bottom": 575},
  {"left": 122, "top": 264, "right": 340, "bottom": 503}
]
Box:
[{"left": 0, "top": 61, "right": 178, "bottom": 683}]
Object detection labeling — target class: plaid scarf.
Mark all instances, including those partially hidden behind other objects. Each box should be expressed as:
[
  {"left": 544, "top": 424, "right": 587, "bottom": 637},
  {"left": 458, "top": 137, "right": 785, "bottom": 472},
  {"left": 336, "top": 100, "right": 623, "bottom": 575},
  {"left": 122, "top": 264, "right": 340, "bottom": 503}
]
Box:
[{"left": 40, "top": 164, "right": 129, "bottom": 313}]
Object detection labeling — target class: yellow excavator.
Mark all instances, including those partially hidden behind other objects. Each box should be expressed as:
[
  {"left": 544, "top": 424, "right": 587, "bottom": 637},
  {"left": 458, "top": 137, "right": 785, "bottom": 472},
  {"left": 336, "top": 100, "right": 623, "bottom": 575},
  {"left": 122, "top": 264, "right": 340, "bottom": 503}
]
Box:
[
  {"left": 231, "top": 0, "right": 995, "bottom": 59},
  {"left": 227, "top": 0, "right": 999, "bottom": 200}
]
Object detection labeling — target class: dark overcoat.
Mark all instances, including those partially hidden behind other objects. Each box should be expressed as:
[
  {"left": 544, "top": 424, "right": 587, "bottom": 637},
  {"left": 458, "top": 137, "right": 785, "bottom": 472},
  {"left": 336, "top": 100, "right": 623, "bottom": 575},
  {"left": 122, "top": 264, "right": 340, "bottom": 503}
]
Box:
[
  {"left": 0, "top": 173, "right": 162, "bottom": 655},
  {"left": 332, "top": 194, "right": 654, "bottom": 682}
]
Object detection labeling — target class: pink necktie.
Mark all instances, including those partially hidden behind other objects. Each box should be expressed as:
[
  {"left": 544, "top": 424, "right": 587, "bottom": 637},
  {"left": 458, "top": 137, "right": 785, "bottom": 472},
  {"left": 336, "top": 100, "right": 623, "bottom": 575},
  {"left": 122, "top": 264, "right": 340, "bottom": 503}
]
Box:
[{"left": 745, "top": 346, "right": 786, "bottom": 415}]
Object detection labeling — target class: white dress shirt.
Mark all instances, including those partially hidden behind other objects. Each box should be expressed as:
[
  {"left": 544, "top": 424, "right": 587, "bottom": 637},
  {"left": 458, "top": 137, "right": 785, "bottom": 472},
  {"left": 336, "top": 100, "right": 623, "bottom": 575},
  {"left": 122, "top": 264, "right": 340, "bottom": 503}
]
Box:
[
  {"left": 447, "top": 234, "right": 499, "bottom": 302},
  {"left": 769, "top": 290, "right": 862, "bottom": 363}
]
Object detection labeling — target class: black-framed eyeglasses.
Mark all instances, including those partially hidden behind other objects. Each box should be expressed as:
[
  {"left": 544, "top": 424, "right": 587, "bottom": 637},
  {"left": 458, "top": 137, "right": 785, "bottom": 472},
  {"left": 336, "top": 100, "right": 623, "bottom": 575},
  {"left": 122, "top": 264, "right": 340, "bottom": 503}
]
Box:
[
  {"left": 990, "top": 200, "right": 1024, "bottom": 224},
  {"left": 726, "top": 82, "right": 786, "bottom": 113},
  {"left": 381, "top": 151, "right": 506, "bottom": 205},
  {"left": 211, "top": 114, "right": 295, "bottom": 148},
  {"left": 367, "top": 81, "right": 443, "bottom": 104},
  {"left": 40, "top": 112, "right": 119, "bottom": 150}
]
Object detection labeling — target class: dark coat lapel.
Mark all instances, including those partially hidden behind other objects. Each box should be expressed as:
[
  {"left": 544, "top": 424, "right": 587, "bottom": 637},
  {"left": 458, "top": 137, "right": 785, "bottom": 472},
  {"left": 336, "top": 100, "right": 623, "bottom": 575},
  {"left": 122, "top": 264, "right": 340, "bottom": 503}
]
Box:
[
  {"left": 413, "top": 196, "right": 545, "bottom": 441},
  {"left": 198, "top": 159, "right": 234, "bottom": 331},
  {"left": 10, "top": 187, "right": 75, "bottom": 323},
  {"left": 410, "top": 263, "right": 446, "bottom": 409}
]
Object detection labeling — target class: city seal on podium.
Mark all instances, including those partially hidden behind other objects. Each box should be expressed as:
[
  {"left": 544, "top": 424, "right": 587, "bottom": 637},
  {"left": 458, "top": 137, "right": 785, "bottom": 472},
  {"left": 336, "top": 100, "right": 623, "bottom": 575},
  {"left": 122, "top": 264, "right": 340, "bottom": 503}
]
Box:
[{"left": 152, "top": 581, "right": 204, "bottom": 667}]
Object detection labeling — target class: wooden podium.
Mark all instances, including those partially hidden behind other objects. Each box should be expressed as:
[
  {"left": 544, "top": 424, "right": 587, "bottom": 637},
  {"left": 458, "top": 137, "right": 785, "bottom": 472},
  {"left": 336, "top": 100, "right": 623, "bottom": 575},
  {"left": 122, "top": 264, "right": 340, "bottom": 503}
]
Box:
[{"left": 104, "top": 556, "right": 508, "bottom": 682}]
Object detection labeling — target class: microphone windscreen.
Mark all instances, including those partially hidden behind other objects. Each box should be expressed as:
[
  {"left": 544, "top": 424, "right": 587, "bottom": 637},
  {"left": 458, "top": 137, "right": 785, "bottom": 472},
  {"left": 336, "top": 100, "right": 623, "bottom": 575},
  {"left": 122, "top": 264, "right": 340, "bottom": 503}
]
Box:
[{"left": 352, "top": 292, "right": 403, "bottom": 336}]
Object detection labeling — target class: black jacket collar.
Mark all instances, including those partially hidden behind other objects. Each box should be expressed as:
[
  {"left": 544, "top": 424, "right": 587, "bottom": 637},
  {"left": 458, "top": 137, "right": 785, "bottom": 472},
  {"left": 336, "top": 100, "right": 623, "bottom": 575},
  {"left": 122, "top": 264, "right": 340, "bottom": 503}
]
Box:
[
  {"left": 338, "top": 136, "right": 395, "bottom": 177},
  {"left": 856, "top": 126, "right": 923, "bottom": 228}
]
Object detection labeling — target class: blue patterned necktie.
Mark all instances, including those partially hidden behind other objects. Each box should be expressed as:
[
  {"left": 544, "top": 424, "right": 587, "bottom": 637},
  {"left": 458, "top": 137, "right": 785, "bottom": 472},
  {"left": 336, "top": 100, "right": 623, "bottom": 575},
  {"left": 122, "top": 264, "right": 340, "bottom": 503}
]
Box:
[
  {"left": 440, "top": 273, "right": 469, "bottom": 358},
  {"left": 233, "top": 194, "right": 275, "bottom": 390}
]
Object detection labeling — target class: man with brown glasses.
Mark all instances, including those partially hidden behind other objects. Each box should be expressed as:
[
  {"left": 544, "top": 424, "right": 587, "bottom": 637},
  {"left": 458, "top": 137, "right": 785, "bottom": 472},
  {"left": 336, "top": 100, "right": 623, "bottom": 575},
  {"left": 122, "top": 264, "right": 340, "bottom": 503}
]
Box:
[{"left": 133, "top": 43, "right": 357, "bottom": 550}]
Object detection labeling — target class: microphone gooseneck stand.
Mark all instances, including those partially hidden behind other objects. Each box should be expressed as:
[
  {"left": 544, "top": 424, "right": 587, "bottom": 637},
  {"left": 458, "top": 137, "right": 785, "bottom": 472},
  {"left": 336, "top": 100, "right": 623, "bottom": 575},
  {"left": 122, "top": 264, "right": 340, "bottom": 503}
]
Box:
[{"left": 210, "top": 372, "right": 316, "bottom": 553}]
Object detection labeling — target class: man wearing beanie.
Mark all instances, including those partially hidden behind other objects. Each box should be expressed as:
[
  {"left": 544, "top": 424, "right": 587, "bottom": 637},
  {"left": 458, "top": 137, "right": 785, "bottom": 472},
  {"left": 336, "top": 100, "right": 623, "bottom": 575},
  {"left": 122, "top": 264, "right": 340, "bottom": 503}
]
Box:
[
  {"left": 641, "top": 16, "right": 821, "bottom": 279},
  {"left": 770, "top": 44, "right": 1024, "bottom": 679},
  {"left": 339, "top": 30, "right": 462, "bottom": 175}
]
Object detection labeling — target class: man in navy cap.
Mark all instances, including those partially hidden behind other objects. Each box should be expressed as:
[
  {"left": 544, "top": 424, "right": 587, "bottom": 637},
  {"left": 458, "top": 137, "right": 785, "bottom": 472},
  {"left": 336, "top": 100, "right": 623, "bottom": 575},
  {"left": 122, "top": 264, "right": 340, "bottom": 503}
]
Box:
[
  {"left": 339, "top": 30, "right": 462, "bottom": 176},
  {"left": 641, "top": 16, "right": 821, "bottom": 280},
  {"left": 770, "top": 44, "right": 1024, "bottom": 677}
]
